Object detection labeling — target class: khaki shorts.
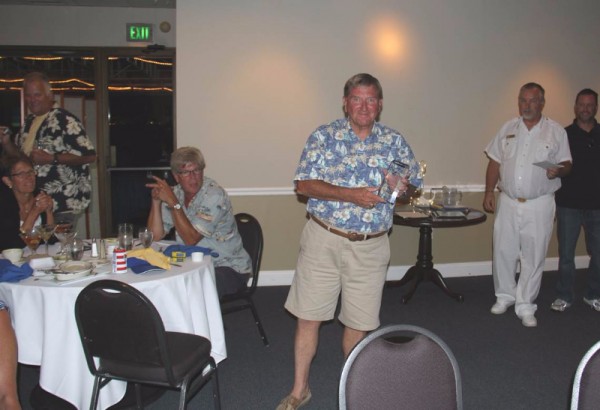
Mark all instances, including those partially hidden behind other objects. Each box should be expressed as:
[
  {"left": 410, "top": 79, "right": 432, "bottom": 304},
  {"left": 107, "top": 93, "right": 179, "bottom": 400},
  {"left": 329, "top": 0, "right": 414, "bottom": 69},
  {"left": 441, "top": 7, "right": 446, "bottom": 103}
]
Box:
[{"left": 285, "top": 219, "right": 390, "bottom": 331}]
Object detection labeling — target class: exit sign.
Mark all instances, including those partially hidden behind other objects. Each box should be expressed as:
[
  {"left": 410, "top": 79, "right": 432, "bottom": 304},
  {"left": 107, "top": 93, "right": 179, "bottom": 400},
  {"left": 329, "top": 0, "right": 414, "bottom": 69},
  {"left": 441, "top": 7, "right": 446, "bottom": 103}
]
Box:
[{"left": 126, "top": 23, "right": 153, "bottom": 42}]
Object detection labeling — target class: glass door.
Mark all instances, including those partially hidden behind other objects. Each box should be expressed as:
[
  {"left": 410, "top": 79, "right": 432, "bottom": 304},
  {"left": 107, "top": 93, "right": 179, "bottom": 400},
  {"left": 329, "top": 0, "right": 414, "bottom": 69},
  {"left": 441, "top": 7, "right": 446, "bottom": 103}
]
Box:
[
  {"left": 0, "top": 47, "right": 176, "bottom": 237},
  {"left": 105, "top": 52, "right": 175, "bottom": 233}
]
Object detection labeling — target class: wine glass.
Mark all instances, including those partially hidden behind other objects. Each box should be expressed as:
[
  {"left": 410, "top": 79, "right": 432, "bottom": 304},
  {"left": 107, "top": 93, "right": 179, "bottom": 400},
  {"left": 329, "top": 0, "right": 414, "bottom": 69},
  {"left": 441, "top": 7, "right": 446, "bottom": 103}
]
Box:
[
  {"left": 38, "top": 224, "right": 56, "bottom": 255},
  {"left": 54, "top": 212, "right": 77, "bottom": 254},
  {"left": 20, "top": 227, "right": 42, "bottom": 257},
  {"left": 138, "top": 227, "right": 154, "bottom": 249},
  {"left": 54, "top": 222, "right": 76, "bottom": 256}
]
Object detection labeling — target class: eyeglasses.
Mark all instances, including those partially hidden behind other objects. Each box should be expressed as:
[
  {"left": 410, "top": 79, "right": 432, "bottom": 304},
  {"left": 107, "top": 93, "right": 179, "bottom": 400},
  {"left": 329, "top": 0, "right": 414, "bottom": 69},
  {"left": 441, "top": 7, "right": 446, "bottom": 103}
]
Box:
[
  {"left": 177, "top": 168, "right": 202, "bottom": 178},
  {"left": 10, "top": 169, "right": 36, "bottom": 178},
  {"left": 348, "top": 96, "right": 380, "bottom": 107}
]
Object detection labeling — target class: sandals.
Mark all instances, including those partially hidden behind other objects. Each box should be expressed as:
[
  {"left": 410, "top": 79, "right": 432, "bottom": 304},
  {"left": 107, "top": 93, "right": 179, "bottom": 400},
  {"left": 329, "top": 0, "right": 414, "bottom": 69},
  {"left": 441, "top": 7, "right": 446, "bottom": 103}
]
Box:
[{"left": 275, "top": 388, "right": 312, "bottom": 410}]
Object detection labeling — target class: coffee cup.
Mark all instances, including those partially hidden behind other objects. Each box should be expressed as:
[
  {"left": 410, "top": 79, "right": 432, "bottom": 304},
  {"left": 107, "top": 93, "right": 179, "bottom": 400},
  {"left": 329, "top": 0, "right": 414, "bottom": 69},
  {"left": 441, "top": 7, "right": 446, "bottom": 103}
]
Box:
[
  {"left": 2, "top": 248, "right": 23, "bottom": 264},
  {"left": 104, "top": 238, "right": 119, "bottom": 257}
]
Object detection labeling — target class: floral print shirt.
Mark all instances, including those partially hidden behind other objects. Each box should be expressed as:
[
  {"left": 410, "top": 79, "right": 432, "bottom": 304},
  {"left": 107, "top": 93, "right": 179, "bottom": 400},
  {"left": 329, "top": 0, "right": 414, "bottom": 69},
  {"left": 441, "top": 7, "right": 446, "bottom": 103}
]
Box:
[
  {"left": 17, "top": 108, "right": 96, "bottom": 213},
  {"left": 161, "top": 176, "right": 252, "bottom": 274},
  {"left": 294, "top": 118, "right": 421, "bottom": 233}
]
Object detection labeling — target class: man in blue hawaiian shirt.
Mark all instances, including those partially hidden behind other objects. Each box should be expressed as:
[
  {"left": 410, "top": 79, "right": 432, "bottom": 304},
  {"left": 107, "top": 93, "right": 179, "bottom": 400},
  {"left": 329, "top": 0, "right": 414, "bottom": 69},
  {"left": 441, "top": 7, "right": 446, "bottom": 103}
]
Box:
[{"left": 277, "top": 73, "right": 421, "bottom": 410}]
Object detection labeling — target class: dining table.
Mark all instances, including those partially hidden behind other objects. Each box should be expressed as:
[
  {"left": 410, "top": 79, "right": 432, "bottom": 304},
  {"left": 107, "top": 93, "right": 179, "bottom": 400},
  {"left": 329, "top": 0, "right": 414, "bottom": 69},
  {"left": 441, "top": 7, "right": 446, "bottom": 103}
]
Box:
[
  {"left": 388, "top": 207, "right": 487, "bottom": 303},
  {"left": 0, "top": 243, "right": 227, "bottom": 410}
]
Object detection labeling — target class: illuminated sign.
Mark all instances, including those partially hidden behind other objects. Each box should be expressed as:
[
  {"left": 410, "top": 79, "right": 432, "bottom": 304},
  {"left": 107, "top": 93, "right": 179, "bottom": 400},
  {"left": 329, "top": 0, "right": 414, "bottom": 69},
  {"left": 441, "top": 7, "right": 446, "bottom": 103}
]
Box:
[{"left": 126, "top": 23, "right": 153, "bottom": 42}]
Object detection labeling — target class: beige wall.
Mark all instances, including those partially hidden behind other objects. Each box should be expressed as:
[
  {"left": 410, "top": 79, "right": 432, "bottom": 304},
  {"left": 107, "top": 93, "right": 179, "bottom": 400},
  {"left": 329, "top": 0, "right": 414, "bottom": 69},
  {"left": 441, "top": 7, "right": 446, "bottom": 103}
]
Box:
[
  {"left": 176, "top": 0, "right": 595, "bottom": 277},
  {"left": 0, "top": 5, "right": 175, "bottom": 47},
  {"left": 177, "top": 0, "right": 600, "bottom": 189},
  {"left": 230, "top": 192, "right": 586, "bottom": 273}
]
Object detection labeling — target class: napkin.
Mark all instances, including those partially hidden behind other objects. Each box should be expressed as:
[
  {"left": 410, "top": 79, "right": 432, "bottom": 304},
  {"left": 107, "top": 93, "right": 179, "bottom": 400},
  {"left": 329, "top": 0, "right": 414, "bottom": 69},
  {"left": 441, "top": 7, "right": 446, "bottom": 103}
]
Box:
[
  {"left": 127, "top": 248, "right": 171, "bottom": 270},
  {"left": 28, "top": 257, "right": 56, "bottom": 271},
  {"left": 162, "top": 244, "right": 219, "bottom": 258},
  {"left": 127, "top": 257, "right": 165, "bottom": 274},
  {"left": 0, "top": 260, "right": 33, "bottom": 282}
]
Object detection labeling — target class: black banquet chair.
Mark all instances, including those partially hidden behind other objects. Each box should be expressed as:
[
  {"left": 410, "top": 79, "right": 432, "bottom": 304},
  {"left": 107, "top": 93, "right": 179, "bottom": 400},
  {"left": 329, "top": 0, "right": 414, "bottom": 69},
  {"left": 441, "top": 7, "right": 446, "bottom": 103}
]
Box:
[
  {"left": 74, "top": 279, "right": 221, "bottom": 410},
  {"left": 339, "top": 324, "right": 463, "bottom": 410},
  {"left": 220, "top": 213, "right": 269, "bottom": 346},
  {"left": 571, "top": 340, "right": 600, "bottom": 410}
]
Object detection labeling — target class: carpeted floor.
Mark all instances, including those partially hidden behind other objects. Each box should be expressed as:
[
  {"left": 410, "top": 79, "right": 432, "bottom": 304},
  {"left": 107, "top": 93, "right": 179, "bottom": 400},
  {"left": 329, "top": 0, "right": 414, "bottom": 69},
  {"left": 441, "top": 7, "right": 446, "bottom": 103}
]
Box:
[{"left": 17, "top": 270, "right": 600, "bottom": 409}]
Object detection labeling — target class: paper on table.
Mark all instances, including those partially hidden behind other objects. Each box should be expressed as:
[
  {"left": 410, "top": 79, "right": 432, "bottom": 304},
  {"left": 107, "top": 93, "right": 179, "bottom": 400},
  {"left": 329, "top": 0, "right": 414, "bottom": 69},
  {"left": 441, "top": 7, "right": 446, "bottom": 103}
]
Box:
[
  {"left": 395, "top": 211, "right": 429, "bottom": 219},
  {"left": 533, "top": 161, "right": 564, "bottom": 170}
]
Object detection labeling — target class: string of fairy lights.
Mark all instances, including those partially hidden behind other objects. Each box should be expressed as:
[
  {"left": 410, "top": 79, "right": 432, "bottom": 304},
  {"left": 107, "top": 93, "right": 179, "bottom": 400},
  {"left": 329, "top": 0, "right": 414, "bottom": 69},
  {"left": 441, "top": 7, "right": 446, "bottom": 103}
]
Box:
[{"left": 0, "top": 56, "right": 173, "bottom": 92}]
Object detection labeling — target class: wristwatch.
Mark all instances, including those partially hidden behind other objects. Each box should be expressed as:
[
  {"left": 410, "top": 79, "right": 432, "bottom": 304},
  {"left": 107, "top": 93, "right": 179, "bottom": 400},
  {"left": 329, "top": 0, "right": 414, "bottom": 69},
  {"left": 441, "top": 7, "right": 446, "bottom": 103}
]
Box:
[
  {"left": 172, "top": 203, "right": 182, "bottom": 210},
  {"left": 53, "top": 153, "right": 59, "bottom": 165}
]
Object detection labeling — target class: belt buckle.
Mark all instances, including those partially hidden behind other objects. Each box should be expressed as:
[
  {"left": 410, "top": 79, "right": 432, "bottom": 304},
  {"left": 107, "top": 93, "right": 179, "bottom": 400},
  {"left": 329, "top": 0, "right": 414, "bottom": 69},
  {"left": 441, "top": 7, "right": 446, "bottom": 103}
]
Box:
[
  {"left": 348, "top": 232, "right": 367, "bottom": 242},
  {"left": 517, "top": 198, "right": 527, "bottom": 203}
]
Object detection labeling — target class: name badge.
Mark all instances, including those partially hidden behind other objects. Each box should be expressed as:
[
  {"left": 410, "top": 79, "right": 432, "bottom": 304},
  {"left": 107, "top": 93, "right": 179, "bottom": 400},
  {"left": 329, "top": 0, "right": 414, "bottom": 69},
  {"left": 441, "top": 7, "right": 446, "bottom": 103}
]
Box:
[{"left": 506, "top": 134, "right": 515, "bottom": 139}]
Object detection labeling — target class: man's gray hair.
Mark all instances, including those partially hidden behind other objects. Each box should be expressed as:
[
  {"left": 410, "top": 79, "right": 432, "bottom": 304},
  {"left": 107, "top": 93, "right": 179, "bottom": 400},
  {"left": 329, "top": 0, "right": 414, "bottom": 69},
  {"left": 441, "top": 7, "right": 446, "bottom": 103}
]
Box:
[
  {"left": 170, "top": 146, "right": 206, "bottom": 173},
  {"left": 23, "top": 72, "right": 53, "bottom": 96},
  {"left": 520, "top": 82, "right": 545, "bottom": 102},
  {"left": 344, "top": 73, "right": 383, "bottom": 99}
]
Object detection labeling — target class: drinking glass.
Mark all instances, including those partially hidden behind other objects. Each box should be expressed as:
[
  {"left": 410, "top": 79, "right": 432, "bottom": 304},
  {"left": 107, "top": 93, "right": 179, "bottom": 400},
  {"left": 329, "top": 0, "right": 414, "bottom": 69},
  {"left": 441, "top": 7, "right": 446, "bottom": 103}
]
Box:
[
  {"left": 20, "top": 227, "right": 42, "bottom": 256},
  {"left": 67, "top": 237, "right": 85, "bottom": 261},
  {"left": 54, "top": 222, "right": 76, "bottom": 256},
  {"left": 138, "top": 227, "right": 154, "bottom": 249},
  {"left": 118, "top": 223, "right": 134, "bottom": 251},
  {"left": 38, "top": 224, "right": 56, "bottom": 255}
]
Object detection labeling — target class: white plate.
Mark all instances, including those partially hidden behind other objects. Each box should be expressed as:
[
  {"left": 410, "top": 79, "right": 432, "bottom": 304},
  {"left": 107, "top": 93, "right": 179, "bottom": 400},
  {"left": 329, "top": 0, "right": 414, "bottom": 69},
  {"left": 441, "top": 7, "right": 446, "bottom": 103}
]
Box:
[
  {"left": 55, "top": 261, "right": 94, "bottom": 281},
  {"left": 54, "top": 269, "right": 93, "bottom": 281}
]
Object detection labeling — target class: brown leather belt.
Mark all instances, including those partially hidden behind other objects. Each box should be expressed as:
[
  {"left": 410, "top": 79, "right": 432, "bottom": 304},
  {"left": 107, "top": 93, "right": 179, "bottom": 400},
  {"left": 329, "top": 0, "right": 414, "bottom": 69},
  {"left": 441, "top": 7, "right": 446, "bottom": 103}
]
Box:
[{"left": 310, "top": 215, "right": 387, "bottom": 242}]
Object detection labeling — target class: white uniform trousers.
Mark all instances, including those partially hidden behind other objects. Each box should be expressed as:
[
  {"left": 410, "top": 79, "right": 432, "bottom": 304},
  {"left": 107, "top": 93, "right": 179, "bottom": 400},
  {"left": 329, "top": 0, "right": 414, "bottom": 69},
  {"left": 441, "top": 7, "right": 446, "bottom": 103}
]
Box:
[{"left": 492, "top": 192, "right": 555, "bottom": 317}]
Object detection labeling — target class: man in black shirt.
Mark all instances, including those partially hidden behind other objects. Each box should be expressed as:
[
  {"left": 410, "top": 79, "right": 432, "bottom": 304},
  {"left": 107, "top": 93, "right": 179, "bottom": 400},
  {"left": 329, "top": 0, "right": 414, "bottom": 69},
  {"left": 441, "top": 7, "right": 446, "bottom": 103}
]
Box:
[{"left": 552, "top": 88, "right": 600, "bottom": 312}]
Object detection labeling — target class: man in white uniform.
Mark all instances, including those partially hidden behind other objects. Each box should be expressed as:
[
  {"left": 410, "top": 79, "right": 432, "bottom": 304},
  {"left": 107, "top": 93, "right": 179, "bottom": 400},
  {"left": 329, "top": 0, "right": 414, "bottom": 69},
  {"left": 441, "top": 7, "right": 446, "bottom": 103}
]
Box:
[{"left": 483, "top": 82, "right": 572, "bottom": 327}]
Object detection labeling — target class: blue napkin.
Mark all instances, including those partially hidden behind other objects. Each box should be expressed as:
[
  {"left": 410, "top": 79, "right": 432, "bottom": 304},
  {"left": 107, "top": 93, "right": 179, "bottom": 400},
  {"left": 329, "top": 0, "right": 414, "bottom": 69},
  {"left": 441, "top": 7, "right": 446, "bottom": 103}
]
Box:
[
  {"left": 162, "top": 244, "right": 219, "bottom": 258},
  {"left": 127, "top": 257, "right": 165, "bottom": 274},
  {"left": 0, "top": 260, "right": 33, "bottom": 282}
]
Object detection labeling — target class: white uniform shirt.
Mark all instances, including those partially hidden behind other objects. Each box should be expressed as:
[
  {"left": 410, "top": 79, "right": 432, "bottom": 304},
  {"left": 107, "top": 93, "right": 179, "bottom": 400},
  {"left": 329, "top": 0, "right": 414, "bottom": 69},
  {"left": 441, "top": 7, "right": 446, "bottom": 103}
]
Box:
[{"left": 485, "top": 116, "right": 571, "bottom": 200}]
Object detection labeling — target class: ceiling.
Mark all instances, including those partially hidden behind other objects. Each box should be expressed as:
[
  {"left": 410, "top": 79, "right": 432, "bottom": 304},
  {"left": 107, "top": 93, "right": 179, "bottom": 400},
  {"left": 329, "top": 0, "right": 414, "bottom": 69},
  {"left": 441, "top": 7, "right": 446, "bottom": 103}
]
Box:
[{"left": 0, "top": 0, "right": 174, "bottom": 8}]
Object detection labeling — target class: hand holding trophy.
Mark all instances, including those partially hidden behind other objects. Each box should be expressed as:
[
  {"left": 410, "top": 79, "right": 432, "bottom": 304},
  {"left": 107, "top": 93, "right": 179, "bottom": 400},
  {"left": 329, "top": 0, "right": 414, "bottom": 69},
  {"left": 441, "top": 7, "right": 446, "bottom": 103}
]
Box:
[{"left": 378, "top": 160, "right": 410, "bottom": 204}]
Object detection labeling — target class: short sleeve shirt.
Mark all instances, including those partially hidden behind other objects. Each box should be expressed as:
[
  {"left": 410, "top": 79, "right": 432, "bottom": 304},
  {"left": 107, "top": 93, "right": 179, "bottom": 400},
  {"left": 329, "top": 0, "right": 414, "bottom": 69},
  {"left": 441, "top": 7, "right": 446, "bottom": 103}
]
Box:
[
  {"left": 16, "top": 108, "right": 96, "bottom": 213},
  {"left": 161, "top": 176, "right": 252, "bottom": 274},
  {"left": 555, "top": 121, "right": 600, "bottom": 209},
  {"left": 485, "top": 116, "right": 571, "bottom": 200},
  {"left": 294, "top": 118, "right": 421, "bottom": 233}
]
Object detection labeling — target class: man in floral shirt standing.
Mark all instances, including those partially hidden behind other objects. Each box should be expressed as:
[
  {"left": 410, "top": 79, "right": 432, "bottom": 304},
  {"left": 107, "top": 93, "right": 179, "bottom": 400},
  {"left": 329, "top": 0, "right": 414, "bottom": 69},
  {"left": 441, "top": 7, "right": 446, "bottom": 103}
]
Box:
[
  {"left": 277, "top": 73, "right": 421, "bottom": 410},
  {"left": 1, "top": 72, "right": 96, "bottom": 216}
]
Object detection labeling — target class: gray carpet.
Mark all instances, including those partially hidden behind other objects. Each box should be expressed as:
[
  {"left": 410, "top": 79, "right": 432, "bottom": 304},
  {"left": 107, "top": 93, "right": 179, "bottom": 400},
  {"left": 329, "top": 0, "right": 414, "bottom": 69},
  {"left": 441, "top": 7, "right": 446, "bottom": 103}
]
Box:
[{"left": 17, "top": 270, "right": 600, "bottom": 409}]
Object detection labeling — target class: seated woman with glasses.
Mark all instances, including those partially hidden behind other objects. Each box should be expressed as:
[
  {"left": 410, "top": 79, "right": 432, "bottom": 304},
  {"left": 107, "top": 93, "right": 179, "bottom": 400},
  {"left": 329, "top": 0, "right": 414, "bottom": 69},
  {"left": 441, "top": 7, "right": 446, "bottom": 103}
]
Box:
[
  {"left": 0, "top": 154, "right": 55, "bottom": 251},
  {"left": 146, "top": 147, "right": 252, "bottom": 297}
]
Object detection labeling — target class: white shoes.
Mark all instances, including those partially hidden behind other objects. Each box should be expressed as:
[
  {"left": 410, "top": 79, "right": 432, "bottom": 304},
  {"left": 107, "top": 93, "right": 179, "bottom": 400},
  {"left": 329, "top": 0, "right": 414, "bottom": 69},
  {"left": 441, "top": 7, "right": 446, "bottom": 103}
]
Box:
[
  {"left": 521, "top": 314, "right": 537, "bottom": 327},
  {"left": 550, "top": 298, "right": 571, "bottom": 312},
  {"left": 583, "top": 298, "right": 600, "bottom": 311},
  {"left": 491, "top": 299, "right": 537, "bottom": 326},
  {"left": 490, "top": 300, "right": 514, "bottom": 315}
]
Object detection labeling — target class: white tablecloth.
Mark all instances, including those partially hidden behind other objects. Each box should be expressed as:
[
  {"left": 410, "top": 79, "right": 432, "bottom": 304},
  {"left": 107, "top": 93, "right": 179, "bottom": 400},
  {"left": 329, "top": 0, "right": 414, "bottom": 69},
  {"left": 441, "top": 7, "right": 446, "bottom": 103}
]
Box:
[{"left": 0, "top": 251, "right": 226, "bottom": 409}]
